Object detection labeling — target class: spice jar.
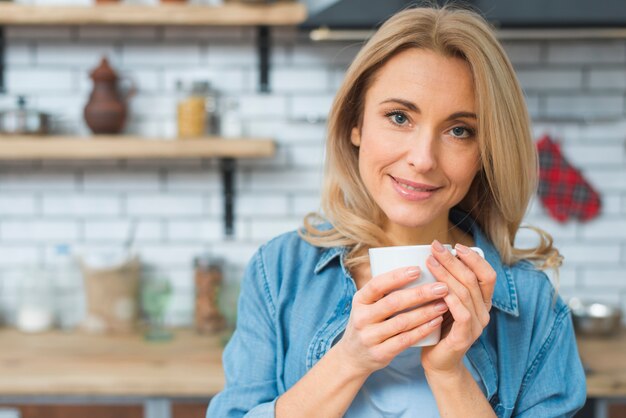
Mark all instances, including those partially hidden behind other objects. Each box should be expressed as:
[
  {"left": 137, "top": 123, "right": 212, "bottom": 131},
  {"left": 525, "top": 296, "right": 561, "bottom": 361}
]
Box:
[{"left": 194, "top": 255, "right": 226, "bottom": 334}]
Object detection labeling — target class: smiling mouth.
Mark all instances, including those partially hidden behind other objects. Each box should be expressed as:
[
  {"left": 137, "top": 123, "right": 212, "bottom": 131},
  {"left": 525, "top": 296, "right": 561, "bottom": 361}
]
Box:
[{"left": 390, "top": 175, "right": 441, "bottom": 192}]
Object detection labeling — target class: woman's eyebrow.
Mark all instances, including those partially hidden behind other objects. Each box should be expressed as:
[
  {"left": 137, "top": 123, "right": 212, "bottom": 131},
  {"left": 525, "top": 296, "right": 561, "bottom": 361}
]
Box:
[
  {"left": 380, "top": 98, "right": 419, "bottom": 112},
  {"left": 447, "top": 111, "right": 477, "bottom": 121},
  {"left": 379, "top": 98, "right": 477, "bottom": 121}
]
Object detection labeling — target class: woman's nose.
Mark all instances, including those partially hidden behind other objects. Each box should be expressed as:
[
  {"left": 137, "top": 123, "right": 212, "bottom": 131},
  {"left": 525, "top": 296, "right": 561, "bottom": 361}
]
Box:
[{"left": 405, "top": 129, "right": 437, "bottom": 172}]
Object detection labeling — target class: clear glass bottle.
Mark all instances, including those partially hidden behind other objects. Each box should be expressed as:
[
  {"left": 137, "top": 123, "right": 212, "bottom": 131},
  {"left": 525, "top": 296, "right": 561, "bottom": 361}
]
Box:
[
  {"left": 220, "top": 97, "right": 242, "bottom": 138},
  {"left": 52, "top": 244, "right": 83, "bottom": 331},
  {"left": 140, "top": 266, "right": 172, "bottom": 341},
  {"left": 204, "top": 82, "right": 220, "bottom": 136},
  {"left": 16, "top": 266, "right": 54, "bottom": 333}
]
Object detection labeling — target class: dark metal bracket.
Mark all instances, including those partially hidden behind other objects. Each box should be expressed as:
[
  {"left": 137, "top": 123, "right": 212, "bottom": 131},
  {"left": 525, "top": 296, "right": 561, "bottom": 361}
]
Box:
[
  {"left": 220, "top": 158, "right": 236, "bottom": 237},
  {"left": 257, "top": 25, "right": 270, "bottom": 93},
  {"left": 0, "top": 26, "right": 5, "bottom": 93}
]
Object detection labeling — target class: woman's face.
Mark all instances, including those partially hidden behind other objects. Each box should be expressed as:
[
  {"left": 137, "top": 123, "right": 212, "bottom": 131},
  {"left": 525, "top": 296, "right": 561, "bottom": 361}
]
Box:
[{"left": 351, "top": 48, "right": 480, "bottom": 232}]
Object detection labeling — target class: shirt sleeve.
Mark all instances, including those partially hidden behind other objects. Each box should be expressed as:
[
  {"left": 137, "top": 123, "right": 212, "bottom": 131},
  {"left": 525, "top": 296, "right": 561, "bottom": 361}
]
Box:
[
  {"left": 513, "top": 304, "right": 587, "bottom": 418},
  {"left": 206, "top": 248, "right": 279, "bottom": 418}
]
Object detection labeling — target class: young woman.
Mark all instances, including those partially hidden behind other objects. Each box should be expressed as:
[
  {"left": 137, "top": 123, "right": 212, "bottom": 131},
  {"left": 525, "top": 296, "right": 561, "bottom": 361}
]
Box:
[{"left": 207, "top": 6, "right": 586, "bottom": 417}]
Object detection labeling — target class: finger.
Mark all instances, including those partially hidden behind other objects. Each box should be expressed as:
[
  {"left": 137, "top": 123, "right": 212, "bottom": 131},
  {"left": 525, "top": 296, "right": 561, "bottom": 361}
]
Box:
[
  {"left": 374, "top": 315, "right": 444, "bottom": 357},
  {"left": 427, "top": 253, "right": 490, "bottom": 331},
  {"left": 431, "top": 240, "right": 486, "bottom": 314},
  {"left": 427, "top": 251, "right": 483, "bottom": 318},
  {"left": 367, "top": 282, "right": 448, "bottom": 323},
  {"left": 441, "top": 292, "right": 475, "bottom": 350},
  {"left": 355, "top": 266, "right": 422, "bottom": 305},
  {"left": 363, "top": 299, "right": 448, "bottom": 345},
  {"left": 454, "top": 243, "right": 497, "bottom": 307}
]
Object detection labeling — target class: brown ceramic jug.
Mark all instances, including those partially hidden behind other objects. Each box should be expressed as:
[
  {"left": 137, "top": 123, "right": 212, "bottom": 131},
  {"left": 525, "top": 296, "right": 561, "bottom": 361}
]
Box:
[{"left": 84, "top": 57, "right": 134, "bottom": 135}]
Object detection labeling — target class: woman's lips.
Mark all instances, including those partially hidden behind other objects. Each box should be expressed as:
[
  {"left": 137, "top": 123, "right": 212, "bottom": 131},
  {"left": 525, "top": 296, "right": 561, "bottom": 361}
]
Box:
[{"left": 390, "top": 175, "right": 441, "bottom": 201}]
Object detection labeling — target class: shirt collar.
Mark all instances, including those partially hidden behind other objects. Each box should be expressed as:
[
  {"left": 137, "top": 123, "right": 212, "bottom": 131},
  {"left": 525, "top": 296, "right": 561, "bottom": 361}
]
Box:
[{"left": 312, "top": 210, "right": 519, "bottom": 317}]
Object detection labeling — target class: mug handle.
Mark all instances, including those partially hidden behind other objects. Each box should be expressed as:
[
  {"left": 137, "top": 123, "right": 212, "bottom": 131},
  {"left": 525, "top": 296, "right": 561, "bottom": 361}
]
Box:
[{"left": 450, "top": 246, "right": 485, "bottom": 259}]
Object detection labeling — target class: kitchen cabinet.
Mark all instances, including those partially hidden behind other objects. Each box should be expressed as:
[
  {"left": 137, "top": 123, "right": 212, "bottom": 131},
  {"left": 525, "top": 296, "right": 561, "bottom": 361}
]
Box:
[
  {"left": 577, "top": 328, "right": 626, "bottom": 418},
  {"left": 1, "top": 402, "right": 207, "bottom": 418},
  {"left": 1, "top": 404, "right": 144, "bottom": 418}
]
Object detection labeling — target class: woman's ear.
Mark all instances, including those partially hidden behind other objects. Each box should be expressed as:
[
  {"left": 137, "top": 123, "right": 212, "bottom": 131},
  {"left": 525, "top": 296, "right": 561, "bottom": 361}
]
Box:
[{"left": 350, "top": 127, "right": 361, "bottom": 147}]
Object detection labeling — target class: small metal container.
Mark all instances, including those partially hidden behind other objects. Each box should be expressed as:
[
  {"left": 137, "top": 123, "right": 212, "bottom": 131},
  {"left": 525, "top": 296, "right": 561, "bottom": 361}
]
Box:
[
  {"left": 569, "top": 298, "right": 622, "bottom": 337},
  {"left": 0, "top": 96, "right": 50, "bottom": 135}
]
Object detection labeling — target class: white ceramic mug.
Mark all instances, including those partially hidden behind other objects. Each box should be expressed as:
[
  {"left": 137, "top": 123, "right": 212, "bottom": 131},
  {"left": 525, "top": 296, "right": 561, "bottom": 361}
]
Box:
[{"left": 368, "top": 244, "right": 485, "bottom": 347}]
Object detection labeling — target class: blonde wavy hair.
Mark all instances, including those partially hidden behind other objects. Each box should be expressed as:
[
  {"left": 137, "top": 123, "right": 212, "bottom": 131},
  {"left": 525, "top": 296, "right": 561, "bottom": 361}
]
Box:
[{"left": 299, "top": 5, "right": 562, "bottom": 274}]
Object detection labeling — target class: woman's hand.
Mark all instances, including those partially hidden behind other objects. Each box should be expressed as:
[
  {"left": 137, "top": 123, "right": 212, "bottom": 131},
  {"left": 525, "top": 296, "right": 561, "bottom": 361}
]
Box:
[
  {"left": 336, "top": 266, "right": 450, "bottom": 377},
  {"left": 421, "top": 240, "right": 497, "bottom": 378}
]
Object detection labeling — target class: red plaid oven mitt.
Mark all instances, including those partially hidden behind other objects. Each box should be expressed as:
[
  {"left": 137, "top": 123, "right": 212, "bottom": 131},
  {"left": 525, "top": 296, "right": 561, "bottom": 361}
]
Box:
[{"left": 536, "top": 135, "right": 601, "bottom": 223}]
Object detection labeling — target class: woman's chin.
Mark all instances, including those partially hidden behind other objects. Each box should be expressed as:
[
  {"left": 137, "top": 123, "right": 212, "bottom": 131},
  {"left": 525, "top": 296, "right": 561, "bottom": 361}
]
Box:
[{"left": 384, "top": 213, "right": 439, "bottom": 230}]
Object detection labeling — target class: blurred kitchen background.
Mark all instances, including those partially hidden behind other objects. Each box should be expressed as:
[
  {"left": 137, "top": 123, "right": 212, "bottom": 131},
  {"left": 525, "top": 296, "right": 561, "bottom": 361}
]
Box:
[{"left": 0, "top": 0, "right": 625, "bottom": 417}]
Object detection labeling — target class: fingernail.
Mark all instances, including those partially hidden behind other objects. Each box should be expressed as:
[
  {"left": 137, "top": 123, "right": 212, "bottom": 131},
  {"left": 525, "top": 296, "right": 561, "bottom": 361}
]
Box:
[
  {"left": 432, "top": 240, "right": 445, "bottom": 253},
  {"left": 427, "top": 255, "right": 440, "bottom": 267},
  {"left": 435, "top": 301, "right": 448, "bottom": 312},
  {"left": 429, "top": 316, "right": 443, "bottom": 327},
  {"left": 432, "top": 283, "right": 448, "bottom": 295},
  {"left": 405, "top": 267, "right": 421, "bottom": 278},
  {"left": 455, "top": 243, "right": 470, "bottom": 254}
]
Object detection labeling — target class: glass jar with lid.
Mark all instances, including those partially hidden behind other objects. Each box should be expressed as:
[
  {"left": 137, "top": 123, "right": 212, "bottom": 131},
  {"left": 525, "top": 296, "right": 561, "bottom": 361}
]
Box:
[
  {"left": 194, "top": 254, "right": 226, "bottom": 334},
  {"left": 176, "top": 81, "right": 220, "bottom": 139}
]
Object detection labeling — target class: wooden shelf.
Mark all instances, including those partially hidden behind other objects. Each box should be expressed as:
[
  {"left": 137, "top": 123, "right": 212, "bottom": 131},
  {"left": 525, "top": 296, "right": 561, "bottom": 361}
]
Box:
[
  {"left": 0, "top": 2, "right": 307, "bottom": 26},
  {"left": 0, "top": 136, "right": 276, "bottom": 160}
]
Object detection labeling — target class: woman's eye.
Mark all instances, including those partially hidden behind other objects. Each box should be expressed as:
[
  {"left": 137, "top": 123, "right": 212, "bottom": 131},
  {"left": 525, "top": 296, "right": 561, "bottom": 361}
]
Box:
[
  {"left": 449, "top": 126, "right": 474, "bottom": 139},
  {"left": 386, "top": 111, "right": 409, "bottom": 126}
]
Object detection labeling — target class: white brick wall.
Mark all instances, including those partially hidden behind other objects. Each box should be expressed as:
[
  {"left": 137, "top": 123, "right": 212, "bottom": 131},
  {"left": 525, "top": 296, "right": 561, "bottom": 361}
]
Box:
[
  {"left": 0, "top": 195, "right": 38, "bottom": 216},
  {"left": 126, "top": 194, "right": 206, "bottom": 217},
  {"left": 42, "top": 194, "right": 122, "bottom": 216},
  {"left": 517, "top": 69, "right": 584, "bottom": 91},
  {"left": 83, "top": 220, "right": 163, "bottom": 242},
  {"left": 36, "top": 42, "right": 119, "bottom": 67},
  {"left": 1, "top": 28, "right": 625, "bottom": 328},
  {"left": 6, "top": 68, "right": 74, "bottom": 93},
  {"left": 546, "top": 41, "right": 626, "bottom": 64},
  {"left": 1, "top": 220, "right": 80, "bottom": 242},
  {"left": 122, "top": 43, "right": 203, "bottom": 66},
  {"left": 82, "top": 170, "right": 160, "bottom": 191},
  {"left": 545, "top": 94, "right": 624, "bottom": 118}
]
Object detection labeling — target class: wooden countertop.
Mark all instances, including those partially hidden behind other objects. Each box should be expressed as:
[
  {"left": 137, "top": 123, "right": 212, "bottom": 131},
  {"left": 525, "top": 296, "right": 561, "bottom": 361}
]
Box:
[
  {"left": 577, "top": 328, "right": 626, "bottom": 398},
  {"left": 0, "top": 327, "right": 623, "bottom": 398},
  {"left": 0, "top": 328, "right": 225, "bottom": 397}
]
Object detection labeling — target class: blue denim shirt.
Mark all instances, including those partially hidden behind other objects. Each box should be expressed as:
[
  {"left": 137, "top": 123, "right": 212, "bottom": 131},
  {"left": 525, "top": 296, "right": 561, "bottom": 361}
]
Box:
[{"left": 207, "top": 212, "right": 586, "bottom": 417}]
